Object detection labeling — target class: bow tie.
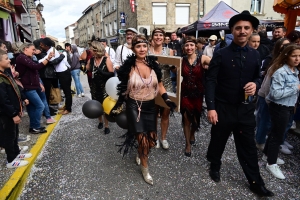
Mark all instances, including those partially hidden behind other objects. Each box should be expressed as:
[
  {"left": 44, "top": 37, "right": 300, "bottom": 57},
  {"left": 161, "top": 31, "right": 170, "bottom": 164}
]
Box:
[{"left": 236, "top": 46, "right": 248, "bottom": 52}]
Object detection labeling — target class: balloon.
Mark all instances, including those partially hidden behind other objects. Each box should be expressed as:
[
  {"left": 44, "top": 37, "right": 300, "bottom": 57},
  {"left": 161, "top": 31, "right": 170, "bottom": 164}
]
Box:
[
  {"left": 82, "top": 100, "right": 103, "bottom": 119},
  {"left": 105, "top": 77, "right": 120, "bottom": 100},
  {"left": 103, "top": 96, "right": 117, "bottom": 115},
  {"left": 115, "top": 111, "right": 128, "bottom": 129},
  {"left": 105, "top": 113, "right": 116, "bottom": 122}
]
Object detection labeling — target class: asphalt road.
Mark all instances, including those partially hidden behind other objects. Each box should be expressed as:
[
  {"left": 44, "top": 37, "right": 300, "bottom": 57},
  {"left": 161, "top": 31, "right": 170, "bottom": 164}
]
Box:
[{"left": 20, "top": 74, "right": 300, "bottom": 200}]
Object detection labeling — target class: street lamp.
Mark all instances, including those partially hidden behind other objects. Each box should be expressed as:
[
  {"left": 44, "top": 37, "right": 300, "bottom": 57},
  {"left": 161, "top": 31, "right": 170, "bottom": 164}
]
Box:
[{"left": 36, "top": 2, "right": 44, "bottom": 12}]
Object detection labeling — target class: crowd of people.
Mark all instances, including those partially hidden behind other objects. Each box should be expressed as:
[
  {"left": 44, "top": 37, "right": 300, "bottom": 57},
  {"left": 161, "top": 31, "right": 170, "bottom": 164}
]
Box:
[{"left": 0, "top": 9, "right": 300, "bottom": 197}]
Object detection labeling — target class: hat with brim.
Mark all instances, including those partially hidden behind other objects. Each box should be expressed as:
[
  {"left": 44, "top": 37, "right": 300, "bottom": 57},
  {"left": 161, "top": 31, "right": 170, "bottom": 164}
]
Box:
[
  {"left": 125, "top": 27, "right": 138, "bottom": 34},
  {"left": 229, "top": 10, "right": 259, "bottom": 29}
]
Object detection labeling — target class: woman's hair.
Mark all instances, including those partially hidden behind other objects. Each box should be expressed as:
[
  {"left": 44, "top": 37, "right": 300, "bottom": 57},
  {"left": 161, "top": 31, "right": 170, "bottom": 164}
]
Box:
[
  {"left": 19, "top": 43, "right": 34, "bottom": 53},
  {"left": 56, "top": 45, "right": 63, "bottom": 51},
  {"left": 249, "top": 33, "right": 260, "bottom": 40},
  {"left": 286, "top": 30, "right": 300, "bottom": 43},
  {"left": 4, "top": 41, "right": 13, "bottom": 52},
  {"left": 12, "top": 42, "right": 23, "bottom": 53},
  {"left": 131, "top": 34, "right": 148, "bottom": 51},
  {"left": 151, "top": 28, "right": 166, "bottom": 39},
  {"left": 272, "top": 38, "right": 290, "bottom": 57},
  {"left": 90, "top": 41, "right": 105, "bottom": 58},
  {"left": 269, "top": 44, "right": 300, "bottom": 76},
  {"left": 183, "top": 36, "right": 197, "bottom": 44}
]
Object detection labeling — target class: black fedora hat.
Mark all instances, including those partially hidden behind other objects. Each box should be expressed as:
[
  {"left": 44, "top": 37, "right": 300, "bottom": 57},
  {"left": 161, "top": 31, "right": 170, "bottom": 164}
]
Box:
[{"left": 229, "top": 10, "right": 259, "bottom": 29}]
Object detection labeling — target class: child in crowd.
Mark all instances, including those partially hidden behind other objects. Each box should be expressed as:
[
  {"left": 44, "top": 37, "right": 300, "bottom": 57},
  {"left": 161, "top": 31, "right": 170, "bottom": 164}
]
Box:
[{"left": 0, "top": 49, "right": 32, "bottom": 168}]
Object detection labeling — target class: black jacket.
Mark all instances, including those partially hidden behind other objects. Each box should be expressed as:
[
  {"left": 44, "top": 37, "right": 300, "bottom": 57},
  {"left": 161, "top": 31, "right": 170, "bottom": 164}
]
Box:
[
  {"left": 205, "top": 42, "right": 262, "bottom": 110},
  {"left": 0, "top": 69, "right": 23, "bottom": 118},
  {"left": 37, "top": 51, "right": 65, "bottom": 79}
]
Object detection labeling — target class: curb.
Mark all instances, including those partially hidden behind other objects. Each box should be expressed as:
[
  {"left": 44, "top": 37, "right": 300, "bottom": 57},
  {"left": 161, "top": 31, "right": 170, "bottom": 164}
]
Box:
[{"left": 0, "top": 114, "right": 62, "bottom": 200}]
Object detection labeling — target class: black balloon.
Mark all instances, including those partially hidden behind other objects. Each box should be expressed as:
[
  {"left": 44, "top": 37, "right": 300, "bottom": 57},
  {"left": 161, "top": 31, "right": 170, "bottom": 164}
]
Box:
[
  {"left": 105, "top": 113, "right": 116, "bottom": 122},
  {"left": 82, "top": 100, "right": 103, "bottom": 119},
  {"left": 115, "top": 111, "right": 128, "bottom": 129}
]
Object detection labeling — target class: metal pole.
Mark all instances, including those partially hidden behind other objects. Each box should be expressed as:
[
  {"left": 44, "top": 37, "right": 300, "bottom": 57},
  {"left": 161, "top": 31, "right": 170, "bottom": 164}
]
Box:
[{"left": 25, "top": 0, "right": 33, "bottom": 41}]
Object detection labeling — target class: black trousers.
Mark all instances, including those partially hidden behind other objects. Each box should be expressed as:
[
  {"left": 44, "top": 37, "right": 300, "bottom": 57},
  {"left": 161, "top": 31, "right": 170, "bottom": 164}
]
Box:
[
  {"left": 56, "top": 70, "right": 72, "bottom": 112},
  {"left": 263, "top": 102, "right": 294, "bottom": 164},
  {"left": 41, "top": 78, "right": 59, "bottom": 104},
  {"left": 0, "top": 116, "right": 20, "bottom": 162},
  {"left": 207, "top": 101, "right": 264, "bottom": 185}
]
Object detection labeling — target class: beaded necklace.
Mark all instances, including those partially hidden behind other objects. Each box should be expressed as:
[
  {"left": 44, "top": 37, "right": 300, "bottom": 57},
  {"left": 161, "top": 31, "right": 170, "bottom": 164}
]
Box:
[{"left": 134, "top": 62, "right": 153, "bottom": 122}]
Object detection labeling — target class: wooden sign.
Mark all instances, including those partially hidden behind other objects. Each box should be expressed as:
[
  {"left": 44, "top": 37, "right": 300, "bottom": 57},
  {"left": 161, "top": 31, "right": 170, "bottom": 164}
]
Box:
[{"left": 155, "top": 55, "right": 182, "bottom": 112}]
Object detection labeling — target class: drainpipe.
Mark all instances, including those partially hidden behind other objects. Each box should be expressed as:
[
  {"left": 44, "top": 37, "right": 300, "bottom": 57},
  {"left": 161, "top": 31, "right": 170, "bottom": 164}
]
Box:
[{"left": 116, "top": 0, "right": 119, "bottom": 45}]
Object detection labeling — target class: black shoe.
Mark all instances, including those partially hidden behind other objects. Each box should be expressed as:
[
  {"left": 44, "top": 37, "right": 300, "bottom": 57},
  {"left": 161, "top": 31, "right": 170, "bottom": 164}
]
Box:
[
  {"left": 250, "top": 184, "right": 274, "bottom": 197},
  {"left": 29, "top": 128, "right": 47, "bottom": 134},
  {"left": 184, "top": 152, "right": 191, "bottom": 157},
  {"left": 98, "top": 123, "right": 103, "bottom": 129},
  {"left": 50, "top": 111, "right": 57, "bottom": 116},
  {"left": 190, "top": 140, "right": 196, "bottom": 146},
  {"left": 104, "top": 127, "right": 110, "bottom": 134},
  {"left": 49, "top": 107, "right": 58, "bottom": 113},
  {"left": 209, "top": 170, "right": 220, "bottom": 182},
  {"left": 71, "top": 90, "right": 76, "bottom": 94}
]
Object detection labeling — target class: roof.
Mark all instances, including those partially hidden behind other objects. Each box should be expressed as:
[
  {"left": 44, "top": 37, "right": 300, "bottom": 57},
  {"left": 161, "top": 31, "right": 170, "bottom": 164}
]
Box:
[{"left": 82, "top": 3, "right": 96, "bottom": 14}]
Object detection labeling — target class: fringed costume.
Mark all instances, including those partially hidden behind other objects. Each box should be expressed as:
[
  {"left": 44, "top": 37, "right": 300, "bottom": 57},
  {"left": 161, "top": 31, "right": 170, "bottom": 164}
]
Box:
[
  {"left": 112, "top": 54, "right": 162, "bottom": 156},
  {"left": 180, "top": 53, "right": 205, "bottom": 130}
]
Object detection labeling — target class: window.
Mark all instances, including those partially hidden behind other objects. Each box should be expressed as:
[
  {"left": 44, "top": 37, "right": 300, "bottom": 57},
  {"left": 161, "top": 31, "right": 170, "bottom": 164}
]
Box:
[
  {"left": 250, "top": 0, "right": 264, "bottom": 14},
  {"left": 109, "top": 23, "right": 112, "bottom": 35},
  {"left": 175, "top": 4, "right": 190, "bottom": 25},
  {"left": 219, "top": 0, "right": 232, "bottom": 6},
  {"left": 114, "top": 21, "right": 117, "bottom": 34},
  {"left": 152, "top": 3, "right": 167, "bottom": 25},
  {"left": 105, "top": 24, "right": 108, "bottom": 36}
]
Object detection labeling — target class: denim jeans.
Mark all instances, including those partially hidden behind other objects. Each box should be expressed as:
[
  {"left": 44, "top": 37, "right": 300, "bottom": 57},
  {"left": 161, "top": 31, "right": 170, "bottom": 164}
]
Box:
[
  {"left": 255, "top": 96, "right": 271, "bottom": 144},
  {"left": 24, "top": 89, "right": 45, "bottom": 129},
  {"left": 71, "top": 69, "right": 84, "bottom": 95},
  {"left": 37, "top": 88, "right": 51, "bottom": 119},
  {"left": 263, "top": 102, "right": 294, "bottom": 164}
]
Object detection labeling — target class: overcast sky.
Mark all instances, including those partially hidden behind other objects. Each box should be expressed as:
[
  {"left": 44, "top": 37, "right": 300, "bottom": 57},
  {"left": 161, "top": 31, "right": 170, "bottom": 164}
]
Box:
[{"left": 41, "top": 0, "right": 97, "bottom": 41}]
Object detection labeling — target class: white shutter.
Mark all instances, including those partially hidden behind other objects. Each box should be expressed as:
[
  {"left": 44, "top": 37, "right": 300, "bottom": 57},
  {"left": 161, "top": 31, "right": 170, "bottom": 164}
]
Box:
[
  {"left": 176, "top": 4, "right": 189, "bottom": 25},
  {"left": 152, "top": 3, "right": 167, "bottom": 25}
]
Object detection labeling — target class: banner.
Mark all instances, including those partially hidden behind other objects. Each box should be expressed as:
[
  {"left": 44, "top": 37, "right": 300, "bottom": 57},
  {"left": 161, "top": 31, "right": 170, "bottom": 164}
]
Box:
[
  {"left": 120, "top": 12, "right": 126, "bottom": 27},
  {"left": 130, "top": 0, "right": 135, "bottom": 12}
]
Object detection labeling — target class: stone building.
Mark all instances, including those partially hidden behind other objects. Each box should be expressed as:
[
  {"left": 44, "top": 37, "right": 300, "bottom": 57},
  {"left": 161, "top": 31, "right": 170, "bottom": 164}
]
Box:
[
  {"left": 135, "top": 0, "right": 203, "bottom": 35},
  {"left": 205, "top": 0, "right": 283, "bottom": 20},
  {"left": 77, "top": 3, "right": 95, "bottom": 47},
  {"left": 65, "top": 22, "right": 76, "bottom": 44}
]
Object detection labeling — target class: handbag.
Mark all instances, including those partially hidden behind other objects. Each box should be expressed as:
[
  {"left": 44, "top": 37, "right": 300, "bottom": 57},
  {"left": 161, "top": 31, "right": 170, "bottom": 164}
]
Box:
[{"left": 49, "top": 87, "right": 62, "bottom": 104}]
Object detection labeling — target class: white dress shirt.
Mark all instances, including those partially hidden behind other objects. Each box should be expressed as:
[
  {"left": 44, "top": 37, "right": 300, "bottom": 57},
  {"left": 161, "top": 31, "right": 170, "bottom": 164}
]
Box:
[
  {"left": 105, "top": 46, "right": 116, "bottom": 64},
  {"left": 113, "top": 43, "right": 133, "bottom": 69},
  {"left": 39, "top": 47, "right": 70, "bottom": 72}
]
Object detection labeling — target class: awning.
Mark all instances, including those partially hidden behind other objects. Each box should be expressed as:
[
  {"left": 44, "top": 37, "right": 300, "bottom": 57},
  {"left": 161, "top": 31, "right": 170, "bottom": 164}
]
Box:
[
  {"left": 0, "top": 10, "right": 9, "bottom": 19},
  {"left": 21, "top": 30, "right": 33, "bottom": 42}
]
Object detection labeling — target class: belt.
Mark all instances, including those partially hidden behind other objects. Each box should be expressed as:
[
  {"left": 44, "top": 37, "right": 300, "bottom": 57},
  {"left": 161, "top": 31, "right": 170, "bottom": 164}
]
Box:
[{"left": 270, "top": 101, "right": 294, "bottom": 109}]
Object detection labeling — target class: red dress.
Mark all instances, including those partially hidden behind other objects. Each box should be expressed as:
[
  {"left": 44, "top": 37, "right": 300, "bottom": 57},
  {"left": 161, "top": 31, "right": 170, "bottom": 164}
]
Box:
[{"left": 180, "top": 54, "right": 205, "bottom": 129}]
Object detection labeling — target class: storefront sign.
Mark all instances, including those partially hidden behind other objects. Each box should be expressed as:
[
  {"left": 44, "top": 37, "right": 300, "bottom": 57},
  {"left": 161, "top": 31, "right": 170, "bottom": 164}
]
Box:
[{"left": 120, "top": 12, "right": 125, "bottom": 26}]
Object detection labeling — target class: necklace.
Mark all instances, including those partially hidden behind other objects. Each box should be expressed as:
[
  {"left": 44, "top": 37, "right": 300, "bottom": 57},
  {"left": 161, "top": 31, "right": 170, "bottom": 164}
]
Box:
[
  {"left": 134, "top": 66, "right": 153, "bottom": 122},
  {"left": 136, "top": 59, "right": 148, "bottom": 65}
]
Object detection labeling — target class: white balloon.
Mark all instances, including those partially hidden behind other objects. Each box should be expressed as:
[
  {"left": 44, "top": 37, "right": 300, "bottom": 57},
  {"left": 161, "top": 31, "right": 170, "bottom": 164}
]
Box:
[{"left": 105, "top": 77, "right": 121, "bottom": 100}]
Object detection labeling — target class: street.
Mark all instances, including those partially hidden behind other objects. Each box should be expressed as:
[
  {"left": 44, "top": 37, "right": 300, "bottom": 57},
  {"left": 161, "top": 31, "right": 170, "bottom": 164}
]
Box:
[{"left": 19, "top": 74, "right": 300, "bottom": 200}]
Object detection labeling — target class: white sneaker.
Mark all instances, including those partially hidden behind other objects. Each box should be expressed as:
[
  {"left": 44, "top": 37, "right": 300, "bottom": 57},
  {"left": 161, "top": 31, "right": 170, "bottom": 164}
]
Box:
[
  {"left": 283, "top": 141, "right": 294, "bottom": 150},
  {"left": 262, "top": 154, "right": 285, "bottom": 165},
  {"left": 160, "top": 140, "right": 169, "bottom": 149},
  {"left": 155, "top": 140, "right": 160, "bottom": 148},
  {"left": 280, "top": 145, "right": 292, "bottom": 154},
  {"left": 290, "top": 120, "right": 296, "bottom": 130},
  {"left": 15, "top": 153, "right": 32, "bottom": 160},
  {"left": 266, "top": 163, "right": 285, "bottom": 179},
  {"left": 81, "top": 93, "right": 85, "bottom": 97},
  {"left": 77, "top": 94, "right": 82, "bottom": 98},
  {"left": 19, "top": 146, "right": 29, "bottom": 153},
  {"left": 256, "top": 143, "right": 265, "bottom": 151},
  {"left": 7, "top": 160, "right": 29, "bottom": 169}
]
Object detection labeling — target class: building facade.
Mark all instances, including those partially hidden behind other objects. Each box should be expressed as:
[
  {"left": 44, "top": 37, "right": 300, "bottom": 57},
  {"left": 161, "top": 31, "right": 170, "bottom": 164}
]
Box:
[
  {"left": 136, "top": 0, "right": 203, "bottom": 35},
  {"left": 65, "top": 22, "right": 76, "bottom": 44}
]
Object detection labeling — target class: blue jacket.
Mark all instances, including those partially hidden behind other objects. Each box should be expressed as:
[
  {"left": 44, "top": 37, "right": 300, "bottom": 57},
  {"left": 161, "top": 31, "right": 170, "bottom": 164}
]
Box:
[
  {"left": 214, "top": 34, "right": 233, "bottom": 52},
  {"left": 266, "top": 64, "right": 299, "bottom": 107}
]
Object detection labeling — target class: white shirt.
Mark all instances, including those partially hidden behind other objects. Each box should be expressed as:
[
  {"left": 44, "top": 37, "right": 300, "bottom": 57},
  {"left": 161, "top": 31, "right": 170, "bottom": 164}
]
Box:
[
  {"left": 39, "top": 47, "right": 70, "bottom": 72},
  {"left": 113, "top": 43, "right": 133, "bottom": 69},
  {"left": 105, "top": 46, "right": 115, "bottom": 64}
]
